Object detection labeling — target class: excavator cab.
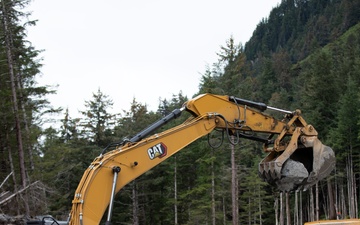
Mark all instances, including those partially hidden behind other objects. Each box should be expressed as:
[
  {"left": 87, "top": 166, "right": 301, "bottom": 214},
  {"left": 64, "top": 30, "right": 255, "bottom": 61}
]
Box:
[{"left": 258, "top": 111, "right": 336, "bottom": 192}]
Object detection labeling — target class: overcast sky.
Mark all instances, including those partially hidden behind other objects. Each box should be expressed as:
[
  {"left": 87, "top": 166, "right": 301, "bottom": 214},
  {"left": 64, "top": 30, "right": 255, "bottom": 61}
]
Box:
[{"left": 27, "top": 0, "right": 281, "bottom": 122}]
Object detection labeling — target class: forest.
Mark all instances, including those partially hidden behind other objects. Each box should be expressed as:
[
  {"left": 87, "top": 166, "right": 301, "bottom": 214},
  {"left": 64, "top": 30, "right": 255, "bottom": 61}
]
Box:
[{"left": 1, "top": 0, "right": 360, "bottom": 224}]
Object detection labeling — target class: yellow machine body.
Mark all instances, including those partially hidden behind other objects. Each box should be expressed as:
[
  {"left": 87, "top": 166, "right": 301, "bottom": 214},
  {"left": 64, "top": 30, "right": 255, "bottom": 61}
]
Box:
[{"left": 68, "top": 94, "right": 335, "bottom": 225}]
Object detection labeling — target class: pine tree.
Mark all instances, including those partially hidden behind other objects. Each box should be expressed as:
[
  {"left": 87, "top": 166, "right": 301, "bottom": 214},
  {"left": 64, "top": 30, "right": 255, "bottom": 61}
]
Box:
[
  {"left": 1, "top": 0, "right": 28, "bottom": 214},
  {"left": 38, "top": 126, "right": 98, "bottom": 217},
  {"left": 79, "top": 88, "right": 116, "bottom": 147},
  {"left": 0, "top": 0, "right": 54, "bottom": 216},
  {"left": 60, "top": 108, "right": 80, "bottom": 142},
  {"left": 327, "top": 77, "right": 360, "bottom": 219},
  {"left": 299, "top": 51, "right": 339, "bottom": 139}
]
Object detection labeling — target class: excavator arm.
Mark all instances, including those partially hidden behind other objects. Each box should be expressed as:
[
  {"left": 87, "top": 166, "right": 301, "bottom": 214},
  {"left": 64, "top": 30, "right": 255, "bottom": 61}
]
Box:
[
  {"left": 69, "top": 112, "right": 218, "bottom": 225},
  {"left": 68, "top": 94, "right": 335, "bottom": 225}
]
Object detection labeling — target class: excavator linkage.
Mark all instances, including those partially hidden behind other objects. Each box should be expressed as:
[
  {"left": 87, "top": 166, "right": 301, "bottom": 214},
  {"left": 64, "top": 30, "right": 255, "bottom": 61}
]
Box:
[
  {"left": 259, "top": 128, "right": 336, "bottom": 192},
  {"left": 187, "top": 94, "right": 336, "bottom": 192}
]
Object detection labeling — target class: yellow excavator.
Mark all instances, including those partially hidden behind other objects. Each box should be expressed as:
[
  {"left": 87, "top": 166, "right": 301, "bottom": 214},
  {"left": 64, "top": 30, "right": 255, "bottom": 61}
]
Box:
[{"left": 35, "top": 94, "right": 338, "bottom": 225}]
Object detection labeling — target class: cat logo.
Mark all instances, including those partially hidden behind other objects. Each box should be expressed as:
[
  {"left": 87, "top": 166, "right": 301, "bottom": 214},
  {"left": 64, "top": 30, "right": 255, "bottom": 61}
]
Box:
[{"left": 147, "top": 143, "right": 167, "bottom": 160}]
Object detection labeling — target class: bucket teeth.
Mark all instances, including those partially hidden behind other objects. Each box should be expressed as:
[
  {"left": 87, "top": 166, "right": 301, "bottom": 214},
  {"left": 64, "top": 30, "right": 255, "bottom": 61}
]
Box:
[
  {"left": 258, "top": 151, "right": 282, "bottom": 184},
  {"left": 259, "top": 161, "right": 282, "bottom": 184},
  {"left": 259, "top": 159, "right": 309, "bottom": 191}
]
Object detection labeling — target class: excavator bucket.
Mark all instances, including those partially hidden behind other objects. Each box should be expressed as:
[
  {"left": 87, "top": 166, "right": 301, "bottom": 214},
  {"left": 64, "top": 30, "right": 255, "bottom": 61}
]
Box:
[{"left": 259, "top": 135, "right": 336, "bottom": 192}]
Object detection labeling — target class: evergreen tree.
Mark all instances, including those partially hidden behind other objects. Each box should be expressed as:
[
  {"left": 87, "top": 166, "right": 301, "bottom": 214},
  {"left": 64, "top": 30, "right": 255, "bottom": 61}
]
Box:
[
  {"left": 299, "top": 51, "right": 339, "bottom": 140},
  {"left": 0, "top": 0, "right": 55, "bottom": 216},
  {"left": 79, "top": 88, "right": 116, "bottom": 147},
  {"left": 198, "top": 65, "right": 217, "bottom": 94},
  {"left": 38, "top": 126, "right": 98, "bottom": 217},
  {"left": 327, "top": 77, "right": 360, "bottom": 219},
  {"left": 60, "top": 108, "right": 80, "bottom": 142},
  {"left": 328, "top": 77, "right": 360, "bottom": 162},
  {"left": 216, "top": 36, "right": 245, "bottom": 97},
  {"left": 238, "top": 150, "right": 273, "bottom": 224}
]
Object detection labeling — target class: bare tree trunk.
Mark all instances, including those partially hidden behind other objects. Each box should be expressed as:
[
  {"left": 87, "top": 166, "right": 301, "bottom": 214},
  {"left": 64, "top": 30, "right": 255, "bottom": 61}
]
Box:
[
  {"left": 1, "top": 0, "right": 29, "bottom": 216},
  {"left": 15, "top": 72, "right": 34, "bottom": 171},
  {"left": 222, "top": 195, "right": 226, "bottom": 225},
  {"left": 258, "top": 188, "right": 262, "bottom": 225},
  {"left": 132, "top": 181, "right": 139, "bottom": 225},
  {"left": 231, "top": 141, "right": 238, "bottom": 225},
  {"left": 347, "top": 156, "right": 351, "bottom": 218},
  {"left": 320, "top": 182, "right": 328, "bottom": 219},
  {"left": 174, "top": 156, "right": 178, "bottom": 225},
  {"left": 7, "top": 141, "right": 20, "bottom": 215},
  {"left": 211, "top": 151, "right": 216, "bottom": 225},
  {"left": 0, "top": 172, "right": 13, "bottom": 189},
  {"left": 286, "top": 192, "right": 291, "bottom": 225},
  {"left": 18, "top": 83, "right": 34, "bottom": 171},
  {"left": 349, "top": 136, "right": 356, "bottom": 219},
  {"left": 341, "top": 186, "right": 347, "bottom": 218},
  {"left": 335, "top": 167, "right": 338, "bottom": 216},
  {"left": 327, "top": 179, "right": 336, "bottom": 219},
  {"left": 354, "top": 172, "right": 358, "bottom": 219},
  {"left": 280, "top": 192, "right": 284, "bottom": 225},
  {"left": 316, "top": 183, "right": 319, "bottom": 221},
  {"left": 0, "top": 181, "right": 40, "bottom": 205},
  {"left": 294, "top": 191, "right": 299, "bottom": 225},
  {"left": 275, "top": 196, "right": 279, "bottom": 225},
  {"left": 300, "top": 191, "right": 303, "bottom": 225},
  {"left": 310, "top": 187, "right": 315, "bottom": 221},
  {"left": 348, "top": 152, "right": 355, "bottom": 218}
]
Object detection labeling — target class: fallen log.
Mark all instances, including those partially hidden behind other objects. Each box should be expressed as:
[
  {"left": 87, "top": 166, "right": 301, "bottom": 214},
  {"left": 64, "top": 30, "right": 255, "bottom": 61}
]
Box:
[{"left": 0, "top": 181, "right": 40, "bottom": 206}]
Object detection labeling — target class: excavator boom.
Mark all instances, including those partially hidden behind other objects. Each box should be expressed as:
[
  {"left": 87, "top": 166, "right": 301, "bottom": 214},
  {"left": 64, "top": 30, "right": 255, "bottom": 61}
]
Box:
[{"left": 68, "top": 93, "right": 335, "bottom": 225}]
